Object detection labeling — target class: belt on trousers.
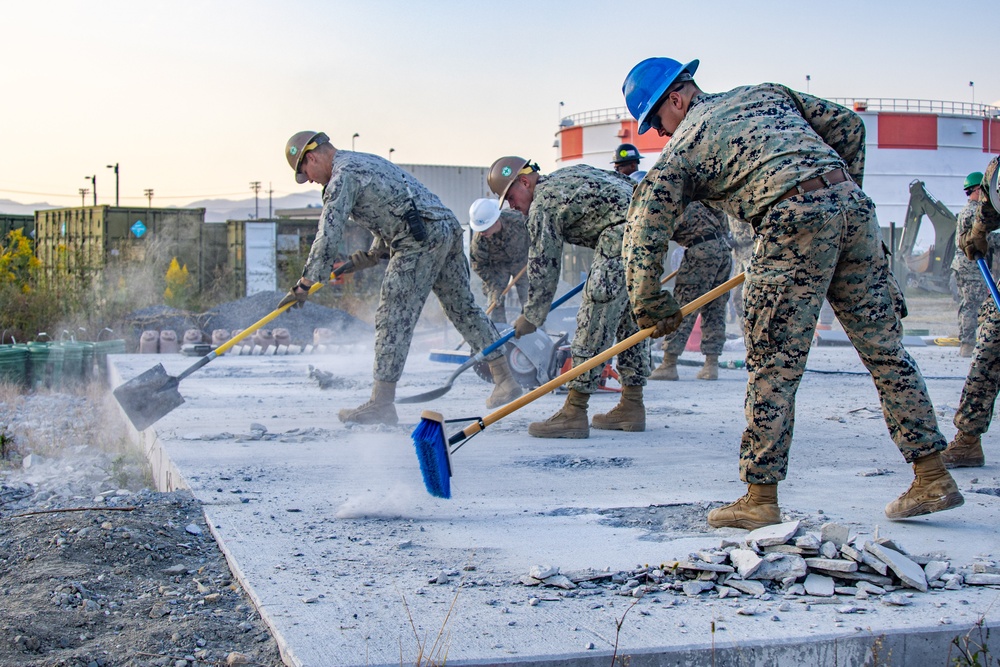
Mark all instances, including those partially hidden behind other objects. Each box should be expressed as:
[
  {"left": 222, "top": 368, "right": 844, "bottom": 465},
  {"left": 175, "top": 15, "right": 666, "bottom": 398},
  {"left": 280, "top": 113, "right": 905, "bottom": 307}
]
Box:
[
  {"left": 684, "top": 231, "right": 723, "bottom": 247},
  {"left": 750, "top": 168, "right": 851, "bottom": 227}
]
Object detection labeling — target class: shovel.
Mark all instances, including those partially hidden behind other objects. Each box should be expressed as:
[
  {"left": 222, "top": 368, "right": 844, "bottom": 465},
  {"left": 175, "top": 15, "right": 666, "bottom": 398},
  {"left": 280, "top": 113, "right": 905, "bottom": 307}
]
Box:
[
  {"left": 397, "top": 279, "right": 586, "bottom": 404},
  {"left": 113, "top": 261, "right": 353, "bottom": 430}
]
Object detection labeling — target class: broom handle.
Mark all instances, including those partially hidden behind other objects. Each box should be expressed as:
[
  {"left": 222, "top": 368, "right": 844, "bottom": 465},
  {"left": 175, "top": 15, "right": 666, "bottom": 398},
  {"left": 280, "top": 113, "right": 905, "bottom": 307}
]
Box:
[
  {"left": 977, "top": 258, "right": 1000, "bottom": 311},
  {"left": 453, "top": 272, "right": 745, "bottom": 442},
  {"left": 485, "top": 265, "right": 528, "bottom": 316},
  {"left": 660, "top": 268, "right": 679, "bottom": 285}
]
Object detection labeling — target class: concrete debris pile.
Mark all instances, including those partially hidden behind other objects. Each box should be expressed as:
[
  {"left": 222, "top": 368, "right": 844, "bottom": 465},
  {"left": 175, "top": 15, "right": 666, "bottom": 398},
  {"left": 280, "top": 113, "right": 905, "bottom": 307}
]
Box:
[{"left": 517, "top": 520, "right": 995, "bottom": 604}]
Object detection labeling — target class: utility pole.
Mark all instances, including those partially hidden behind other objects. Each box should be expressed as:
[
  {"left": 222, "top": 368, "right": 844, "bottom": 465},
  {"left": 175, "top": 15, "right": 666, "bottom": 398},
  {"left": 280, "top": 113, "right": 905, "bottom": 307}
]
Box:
[
  {"left": 143, "top": 188, "right": 154, "bottom": 208},
  {"left": 806, "top": 75, "right": 811, "bottom": 93},
  {"left": 558, "top": 101, "right": 564, "bottom": 125},
  {"left": 352, "top": 133, "right": 359, "bottom": 151},
  {"left": 267, "top": 182, "right": 273, "bottom": 219},
  {"left": 970, "top": 81, "right": 975, "bottom": 104},
  {"left": 249, "top": 181, "right": 261, "bottom": 219},
  {"left": 84, "top": 175, "right": 96, "bottom": 205},
  {"left": 389, "top": 148, "right": 395, "bottom": 162},
  {"left": 106, "top": 163, "right": 119, "bottom": 206},
  {"left": 79, "top": 188, "right": 89, "bottom": 206}
]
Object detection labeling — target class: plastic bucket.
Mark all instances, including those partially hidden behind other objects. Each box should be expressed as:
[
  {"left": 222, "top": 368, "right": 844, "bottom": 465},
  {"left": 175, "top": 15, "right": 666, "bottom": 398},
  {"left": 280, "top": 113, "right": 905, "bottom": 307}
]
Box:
[
  {"left": 0, "top": 344, "right": 28, "bottom": 387},
  {"left": 94, "top": 339, "right": 126, "bottom": 384},
  {"left": 59, "top": 341, "right": 85, "bottom": 385},
  {"left": 26, "top": 342, "right": 65, "bottom": 390}
]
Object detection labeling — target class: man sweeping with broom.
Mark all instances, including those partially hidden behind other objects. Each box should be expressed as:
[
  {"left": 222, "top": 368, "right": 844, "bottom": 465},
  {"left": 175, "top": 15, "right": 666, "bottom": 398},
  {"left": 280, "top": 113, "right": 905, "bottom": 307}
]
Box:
[
  {"left": 281, "top": 131, "right": 522, "bottom": 426},
  {"left": 621, "top": 57, "right": 963, "bottom": 528}
]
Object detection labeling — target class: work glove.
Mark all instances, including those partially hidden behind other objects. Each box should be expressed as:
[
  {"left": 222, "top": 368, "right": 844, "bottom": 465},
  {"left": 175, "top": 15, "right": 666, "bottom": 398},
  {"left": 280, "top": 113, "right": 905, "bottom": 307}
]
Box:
[
  {"left": 960, "top": 227, "right": 989, "bottom": 262},
  {"left": 513, "top": 314, "right": 537, "bottom": 339},
  {"left": 348, "top": 250, "right": 380, "bottom": 272},
  {"left": 638, "top": 311, "right": 684, "bottom": 339},
  {"left": 278, "top": 280, "right": 311, "bottom": 310}
]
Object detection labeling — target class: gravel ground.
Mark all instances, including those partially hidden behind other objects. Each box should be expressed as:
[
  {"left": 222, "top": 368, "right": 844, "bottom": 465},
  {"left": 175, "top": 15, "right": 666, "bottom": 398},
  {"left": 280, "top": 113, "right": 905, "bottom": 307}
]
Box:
[{"left": 0, "top": 389, "right": 283, "bottom": 667}]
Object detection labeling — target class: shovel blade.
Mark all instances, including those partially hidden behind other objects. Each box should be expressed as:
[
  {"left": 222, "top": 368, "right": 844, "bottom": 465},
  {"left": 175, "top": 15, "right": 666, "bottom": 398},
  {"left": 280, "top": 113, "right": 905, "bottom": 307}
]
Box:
[{"left": 112, "top": 363, "right": 185, "bottom": 431}]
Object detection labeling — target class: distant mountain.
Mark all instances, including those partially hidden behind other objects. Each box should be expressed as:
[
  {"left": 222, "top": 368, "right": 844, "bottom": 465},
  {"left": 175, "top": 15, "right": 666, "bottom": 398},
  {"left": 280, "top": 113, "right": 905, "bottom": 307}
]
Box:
[
  {"left": 0, "top": 199, "right": 58, "bottom": 216},
  {"left": 0, "top": 193, "right": 323, "bottom": 222},
  {"left": 187, "top": 192, "right": 323, "bottom": 222}
]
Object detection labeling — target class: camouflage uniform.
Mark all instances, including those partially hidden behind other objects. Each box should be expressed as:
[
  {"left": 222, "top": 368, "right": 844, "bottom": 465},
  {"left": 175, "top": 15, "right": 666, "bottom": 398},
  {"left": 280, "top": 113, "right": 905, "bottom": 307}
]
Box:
[
  {"left": 303, "top": 151, "right": 501, "bottom": 382},
  {"left": 954, "top": 156, "right": 1000, "bottom": 437},
  {"left": 951, "top": 200, "right": 989, "bottom": 346},
  {"left": 469, "top": 209, "right": 529, "bottom": 323},
  {"left": 524, "top": 164, "right": 649, "bottom": 392},
  {"left": 624, "top": 83, "right": 947, "bottom": 484},
  {"left": 728, "top": 214, "right": 756, "bottom": 326},
  {"left": 661, "top": 202, "right": 732, "bottom": 356}
]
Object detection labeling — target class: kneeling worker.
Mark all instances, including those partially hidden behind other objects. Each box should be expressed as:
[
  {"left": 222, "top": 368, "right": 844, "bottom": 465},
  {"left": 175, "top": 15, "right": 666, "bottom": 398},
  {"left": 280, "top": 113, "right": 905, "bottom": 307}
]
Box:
[{"left": 468, "top": 198, "right": 529, "bottom": 324}]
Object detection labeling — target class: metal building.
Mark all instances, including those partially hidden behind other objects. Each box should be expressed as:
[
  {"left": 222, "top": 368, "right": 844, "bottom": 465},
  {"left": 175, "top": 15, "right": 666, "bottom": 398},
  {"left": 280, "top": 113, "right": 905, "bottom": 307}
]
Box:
[{"left": 0, "top": 213, "right": 34, "bottom": 242}]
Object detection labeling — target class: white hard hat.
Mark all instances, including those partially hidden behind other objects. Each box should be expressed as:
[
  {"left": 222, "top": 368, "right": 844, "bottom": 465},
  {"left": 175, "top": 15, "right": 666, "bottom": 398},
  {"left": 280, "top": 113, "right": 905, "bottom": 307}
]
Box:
[{"left": 469, "top": 198, "right": 502, "bottom": 232}]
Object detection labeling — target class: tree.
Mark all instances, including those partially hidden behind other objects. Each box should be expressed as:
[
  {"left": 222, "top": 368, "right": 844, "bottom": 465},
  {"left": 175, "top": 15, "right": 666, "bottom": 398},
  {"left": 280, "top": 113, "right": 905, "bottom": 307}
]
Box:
[
  {"left": 0, "top": 229, "right": 41, "bottom": 293},
  {"left": 163, "top": 257, "right": 192, "bottom": 308}
]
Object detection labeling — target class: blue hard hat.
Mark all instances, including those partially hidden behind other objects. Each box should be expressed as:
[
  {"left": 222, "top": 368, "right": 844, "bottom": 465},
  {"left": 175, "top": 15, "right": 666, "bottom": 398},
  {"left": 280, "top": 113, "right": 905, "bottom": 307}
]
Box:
[{"left": 622, "top": 58, "right": 699, "bottom": 135}]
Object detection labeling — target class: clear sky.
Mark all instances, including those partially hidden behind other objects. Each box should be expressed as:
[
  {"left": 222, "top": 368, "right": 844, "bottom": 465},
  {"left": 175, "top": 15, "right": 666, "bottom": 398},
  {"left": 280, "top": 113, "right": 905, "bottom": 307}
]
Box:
[{"left": 1, "top": 0, "right": 996, "bottom": 208}]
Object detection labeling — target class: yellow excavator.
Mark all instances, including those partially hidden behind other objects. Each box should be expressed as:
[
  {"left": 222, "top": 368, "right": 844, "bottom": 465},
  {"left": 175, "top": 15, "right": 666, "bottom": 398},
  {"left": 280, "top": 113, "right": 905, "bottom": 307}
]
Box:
[{"left": 895, "top": 180, "right": 957, "bottom": 294}]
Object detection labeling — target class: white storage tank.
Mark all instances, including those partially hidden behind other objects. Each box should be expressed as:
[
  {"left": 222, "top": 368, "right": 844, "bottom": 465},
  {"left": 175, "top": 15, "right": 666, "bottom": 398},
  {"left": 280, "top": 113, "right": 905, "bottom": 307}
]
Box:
[{"left": 555, "top": 98, "right": 1000, "bottom": 241}]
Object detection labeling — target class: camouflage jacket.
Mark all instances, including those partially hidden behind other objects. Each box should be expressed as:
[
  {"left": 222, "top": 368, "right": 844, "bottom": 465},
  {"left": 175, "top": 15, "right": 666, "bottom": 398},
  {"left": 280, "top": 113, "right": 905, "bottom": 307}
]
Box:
[
  {"left": 624, "top": 83, "right": 864, "bottom": 323},
  {"left": 952, "top": 200, "right": 983, "bottom": 274},
  {"left": 523, "top": 165, "right": 634, "bottom": 325},
  {"left": 974, "top": 156, "right": 1000, "bottom": 233},
  {"left": 674, "top": 202, "right": 728, "bottom": 248},
  {"left": 302, "top": 151, "right": 456, "bottom": 282},
  {"left": 470, "top": 209, "right": 529, "bottom": 297}
]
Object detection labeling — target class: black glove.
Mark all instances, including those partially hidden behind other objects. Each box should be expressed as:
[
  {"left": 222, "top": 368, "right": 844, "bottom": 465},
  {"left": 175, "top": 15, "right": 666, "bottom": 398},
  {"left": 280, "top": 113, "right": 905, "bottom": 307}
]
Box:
[
  {"left": 960, "top": 227, "right": 989, "bottom": 262},
  {"left": 348, "top": 250, "right": 380, "bottom": 272},
  {"left": 513, "top": 314, "right": 537, "bottom": 339},
  {"left": 638, "top": 311, "right": 683, "bottom": 339},
  {"left": 278, "top": 280, "right": 311, "bottom": 309}
]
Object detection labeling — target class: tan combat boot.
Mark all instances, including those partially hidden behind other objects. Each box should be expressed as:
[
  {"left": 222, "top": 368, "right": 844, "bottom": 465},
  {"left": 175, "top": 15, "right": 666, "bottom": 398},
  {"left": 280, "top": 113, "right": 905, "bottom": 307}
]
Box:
[
  {"left": 591, "top": 385, "right": 645, "bottom": 432},
  {"left": 884, "top": 453, "right": 964, "bottom": 519},
  {"left": 338, "top": 380, "right": 398, "bottom": 426},
  {"left": 959, "top": 343, "right": 975, "bottom": 358},
  {"left": 696, "top": 354, "right": 719, "bottom": 380},
  {"left": 707, "top": 483, "right": 781, "bottom": 530},
  {"left": 528, "top": 389, "right": 590, "bottom": 439},
  {"left": 650, "top": 353, "right": 679, "bottom": 381},
  {"left": 485, "top": 357, "right": 523, "bottom": 409},
  {"left": 942, "top": 431, "right": 985, "bottom": 468}
]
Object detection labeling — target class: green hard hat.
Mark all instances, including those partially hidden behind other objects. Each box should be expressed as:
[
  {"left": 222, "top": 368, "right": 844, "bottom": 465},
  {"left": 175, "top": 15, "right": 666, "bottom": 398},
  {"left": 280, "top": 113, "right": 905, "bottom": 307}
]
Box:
[{"left": 964, "top": 171, "right": 984, "bottom": 191}]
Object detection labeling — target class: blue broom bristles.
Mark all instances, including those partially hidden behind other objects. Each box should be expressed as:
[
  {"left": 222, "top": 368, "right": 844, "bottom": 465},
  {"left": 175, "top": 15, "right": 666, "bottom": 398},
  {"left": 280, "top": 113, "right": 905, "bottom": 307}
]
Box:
[{"left": 412, "top": 411, "right": 451, "bottom": 499}]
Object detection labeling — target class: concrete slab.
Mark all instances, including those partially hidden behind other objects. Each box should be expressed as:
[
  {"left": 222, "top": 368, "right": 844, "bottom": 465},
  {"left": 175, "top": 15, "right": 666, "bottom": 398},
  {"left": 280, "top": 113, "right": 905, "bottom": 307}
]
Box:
[{"left": 109, "top": 340, "right": 1000, "bottom": 666}]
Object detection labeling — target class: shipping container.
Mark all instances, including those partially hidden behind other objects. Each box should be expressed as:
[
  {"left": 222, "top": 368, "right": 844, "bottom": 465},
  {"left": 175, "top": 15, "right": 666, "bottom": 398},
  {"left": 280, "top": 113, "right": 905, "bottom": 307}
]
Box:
[
  {"left": 0, "top": 214, "right": 34, "bottom": 242},
  {"left": 33, "top": 206, "right": 224, "bottom": 292}
]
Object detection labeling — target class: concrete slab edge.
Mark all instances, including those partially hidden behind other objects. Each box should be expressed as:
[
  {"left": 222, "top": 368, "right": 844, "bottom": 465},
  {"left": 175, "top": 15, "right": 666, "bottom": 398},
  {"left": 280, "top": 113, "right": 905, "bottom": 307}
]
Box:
[
  {"left": 108, "top": 362, "right": 299, "bottom": 667},
  {"left": 202, "top": 506, "right": 303, "bottom": 667},
  {"left": 436, "top": 620, "right": 1000, "bottom": 667}
]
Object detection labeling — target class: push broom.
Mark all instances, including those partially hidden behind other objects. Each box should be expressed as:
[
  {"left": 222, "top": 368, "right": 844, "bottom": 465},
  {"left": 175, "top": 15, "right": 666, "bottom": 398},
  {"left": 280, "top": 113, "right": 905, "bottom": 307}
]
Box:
[{"left": 412, "top": 272, "right": 744, "bottom": 498}]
